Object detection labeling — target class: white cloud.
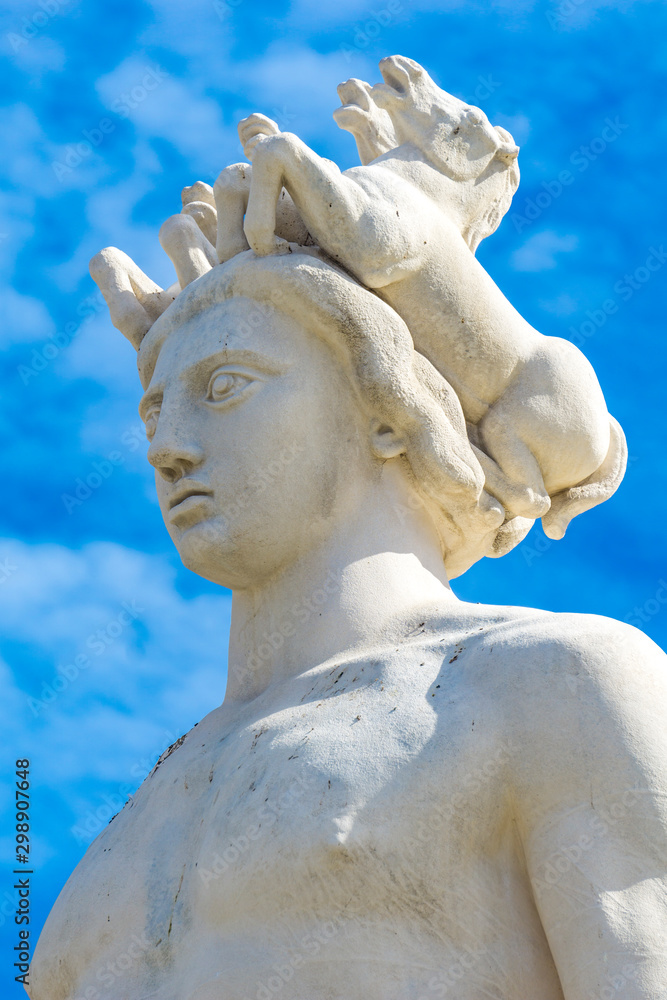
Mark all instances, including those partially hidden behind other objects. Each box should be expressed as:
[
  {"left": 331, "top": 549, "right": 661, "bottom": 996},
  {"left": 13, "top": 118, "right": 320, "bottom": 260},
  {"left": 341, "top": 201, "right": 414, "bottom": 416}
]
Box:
[
  {"left": 3, "top": 35, "right": 66, "bottom": 75},
  {"left": 286, "top": 0, "right": 465, "bottom": 29},
  {"left": 0, "top": 102, "right": 117, "bottom": 221},
  {"left": 56, "top": 305, "right": 143, "bottom": 394},
  {"left": 43, "top": 139, "right": 177, "bottom": 301},
  {"left": 85, "top": 161, "right": 180, "bottom": 283},
  {"left": 0, "top": 538, "right": 230, "bottom": 828},
  {"left": 545, "top": 0, "right": 637, "bottom": 30},
  {"left": 227, "top": 43, "right": 383, "bottom": 163},
  {"left": 0, "top": 104, "right": 53, "bottom": 194},
  {"left": 510, "top": 229, "right": 578, "bottom": 272},
  {"left": 0, "top": 189, "right": 35, "bottom": 274},
  {"left": 0, "top": 286, "right": 56, "bottom": 345},
  {"left": 95, "top": 57, "right": 240, "bottom": 175},
  {"left": 138, "top": 0, "right": 234, "bottom": 77}
]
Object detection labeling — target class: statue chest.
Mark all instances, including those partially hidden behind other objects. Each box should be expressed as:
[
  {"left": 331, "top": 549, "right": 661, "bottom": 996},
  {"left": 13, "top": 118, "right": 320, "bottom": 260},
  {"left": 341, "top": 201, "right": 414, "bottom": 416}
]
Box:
[{"left": 31, "top": 658, "right": 524, "bottom": 999}]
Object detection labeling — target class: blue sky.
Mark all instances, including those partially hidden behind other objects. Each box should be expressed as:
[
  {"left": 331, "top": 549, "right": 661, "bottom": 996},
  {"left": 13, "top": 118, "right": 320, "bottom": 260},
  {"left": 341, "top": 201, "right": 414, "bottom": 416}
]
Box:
[{"left": 1, "top": 0, "right": 666, "bottom": 975}]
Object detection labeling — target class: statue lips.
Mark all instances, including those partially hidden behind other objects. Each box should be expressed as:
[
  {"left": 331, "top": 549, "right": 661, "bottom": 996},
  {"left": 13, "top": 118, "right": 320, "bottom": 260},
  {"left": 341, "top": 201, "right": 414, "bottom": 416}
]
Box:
[{"left": 168, "top": 481, "right": 213, "bottom": 526}]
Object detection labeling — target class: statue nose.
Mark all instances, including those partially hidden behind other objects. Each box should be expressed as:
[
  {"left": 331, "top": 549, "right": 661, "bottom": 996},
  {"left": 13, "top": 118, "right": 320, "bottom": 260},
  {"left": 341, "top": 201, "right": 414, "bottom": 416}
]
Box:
[{"left": 147, "top": 437, "right": 205, "bottom": 483}]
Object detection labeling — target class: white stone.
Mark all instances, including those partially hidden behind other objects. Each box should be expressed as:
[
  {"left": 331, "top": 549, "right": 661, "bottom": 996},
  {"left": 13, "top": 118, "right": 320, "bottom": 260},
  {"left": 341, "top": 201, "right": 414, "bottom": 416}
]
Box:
[
  {"left": 239, "top": 55, "right": 626, "bottom": 542},
  {"left": 29, "top": 55, "right": 667, "bottom": 1000}
]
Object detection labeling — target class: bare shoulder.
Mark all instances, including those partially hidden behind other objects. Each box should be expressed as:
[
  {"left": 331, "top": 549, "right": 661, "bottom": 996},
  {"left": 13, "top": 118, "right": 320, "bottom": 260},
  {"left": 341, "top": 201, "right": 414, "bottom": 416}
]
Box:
[
  {"left": 437, "top": 600, "right": 667, "bottom": 691},
  {"left": 481, "top": 606, "right": 667, "bottom": 709},
  {"left": 447, "top": 604, "right": 667, "bottom": 815},
  {"left": 421, "top": 601, "right": 667, "bottom": 778}
]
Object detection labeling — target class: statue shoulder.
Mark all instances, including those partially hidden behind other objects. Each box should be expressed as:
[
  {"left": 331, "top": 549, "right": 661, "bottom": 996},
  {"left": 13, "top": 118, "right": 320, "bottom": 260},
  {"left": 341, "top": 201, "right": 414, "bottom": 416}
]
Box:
[
  {"left": 483, "top": 609, "right": 667, "bottom": 818},
  {"left": 426, "top": 603, "right": 666, "bottom": 774},
  {"left": 491, "top": 608, "right": 666, "bottom": 704}
]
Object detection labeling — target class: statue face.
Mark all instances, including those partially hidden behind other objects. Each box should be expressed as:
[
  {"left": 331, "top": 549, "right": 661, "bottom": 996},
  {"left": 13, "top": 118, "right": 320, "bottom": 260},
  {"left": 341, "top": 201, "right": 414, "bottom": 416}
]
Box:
[{"left": 139, "top": 297, "right": 376, "bottom": 589}]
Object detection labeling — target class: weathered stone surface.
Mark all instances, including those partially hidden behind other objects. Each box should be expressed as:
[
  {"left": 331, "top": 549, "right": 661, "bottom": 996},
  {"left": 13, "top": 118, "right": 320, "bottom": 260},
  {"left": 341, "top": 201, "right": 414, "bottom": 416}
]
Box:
[{"left": 29, "top": 56, "right": 666, "bottom": 1000}]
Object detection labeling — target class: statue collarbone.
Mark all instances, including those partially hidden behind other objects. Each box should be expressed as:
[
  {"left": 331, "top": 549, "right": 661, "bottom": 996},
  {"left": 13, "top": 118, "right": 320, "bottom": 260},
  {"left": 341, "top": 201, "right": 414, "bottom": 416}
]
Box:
[{"left": 29, "top": 605, "right": 665, "bottom": 1000}]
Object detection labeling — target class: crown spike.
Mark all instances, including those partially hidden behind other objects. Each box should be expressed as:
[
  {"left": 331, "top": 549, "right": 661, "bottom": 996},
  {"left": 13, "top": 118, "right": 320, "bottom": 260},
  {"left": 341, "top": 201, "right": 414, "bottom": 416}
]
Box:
[
  {"left": 181, "top": 200, "right": 217, "bottom": 247},
  {"left": 181, "top": 181, "right": 215, "bottom": 208},
  {"left": 89, "top": 247, "right": 177, "bottom": 350},
  {"left": 158, "top": 214, "right": 218, "bottom": 290}
]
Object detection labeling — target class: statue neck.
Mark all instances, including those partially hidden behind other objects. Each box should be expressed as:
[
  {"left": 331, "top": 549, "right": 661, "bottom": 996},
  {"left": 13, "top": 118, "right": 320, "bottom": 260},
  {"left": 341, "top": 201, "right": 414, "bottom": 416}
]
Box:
[
  {"left": 370, "top": 142, "right": 492, "bottom": 242},
  {"left": 224, "top": 462, "right": 457, "bottom": 705}
]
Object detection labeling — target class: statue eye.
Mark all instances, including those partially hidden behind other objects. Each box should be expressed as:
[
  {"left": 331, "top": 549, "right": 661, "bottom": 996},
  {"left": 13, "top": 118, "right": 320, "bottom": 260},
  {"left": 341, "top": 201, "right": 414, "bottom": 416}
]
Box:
[
  {"left": 207, "top": 371, "right": 251, "bottom": 402},
  {"left": 144, "top": 407, "right": 160, "bottom": 441}
]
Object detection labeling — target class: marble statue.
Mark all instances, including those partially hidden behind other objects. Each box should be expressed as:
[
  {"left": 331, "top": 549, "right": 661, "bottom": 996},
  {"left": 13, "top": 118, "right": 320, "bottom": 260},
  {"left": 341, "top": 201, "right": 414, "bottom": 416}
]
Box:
[{"left": 29, "top": 56, "right": 667, "bottom": 1000}]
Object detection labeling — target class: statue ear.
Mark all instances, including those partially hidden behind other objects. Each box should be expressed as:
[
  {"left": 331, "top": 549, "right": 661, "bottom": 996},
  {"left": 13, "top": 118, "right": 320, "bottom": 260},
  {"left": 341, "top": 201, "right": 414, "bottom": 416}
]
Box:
[
  {"left": 493, "top": 125, "right": 519, "bottom": 164},
  {"left": 370, "top": 419, "right": 406, "bottom": 459}
]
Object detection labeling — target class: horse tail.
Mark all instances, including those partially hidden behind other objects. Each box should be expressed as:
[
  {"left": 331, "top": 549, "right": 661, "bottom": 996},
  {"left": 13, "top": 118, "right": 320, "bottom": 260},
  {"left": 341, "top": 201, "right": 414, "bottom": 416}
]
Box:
[{"left": 541, "top": 414, "right": 627, "bottom": 540}]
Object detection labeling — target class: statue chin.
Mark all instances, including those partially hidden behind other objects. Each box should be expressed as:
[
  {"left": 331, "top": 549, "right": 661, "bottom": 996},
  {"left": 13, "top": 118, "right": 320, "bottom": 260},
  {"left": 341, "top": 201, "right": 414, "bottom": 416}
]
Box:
[
  {"left": 27, "top": 52, "right": 667, "bottom": 1000},
  {"left": 170, "top": 524, "right": 229, "bottom": 585}
]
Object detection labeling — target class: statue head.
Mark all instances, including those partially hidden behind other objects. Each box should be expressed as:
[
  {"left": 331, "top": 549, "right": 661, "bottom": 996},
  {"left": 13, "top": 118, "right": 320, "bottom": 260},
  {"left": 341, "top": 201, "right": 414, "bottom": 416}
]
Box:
[
  {"left": 90, "top": 58, "right": 535, "bottom": 586},
  {"left": 335, "top": 55, "right": 520, "bottom": 252},
  {"left": 132, "top": 247, "right": 509, "bottom": 586}
]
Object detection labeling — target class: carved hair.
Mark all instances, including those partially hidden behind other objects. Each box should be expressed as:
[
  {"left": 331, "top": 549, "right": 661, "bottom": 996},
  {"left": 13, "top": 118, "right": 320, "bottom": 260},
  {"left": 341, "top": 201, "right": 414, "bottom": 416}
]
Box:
[{"left": 138, "top": 247, "right": 514, "bottom": 578}]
